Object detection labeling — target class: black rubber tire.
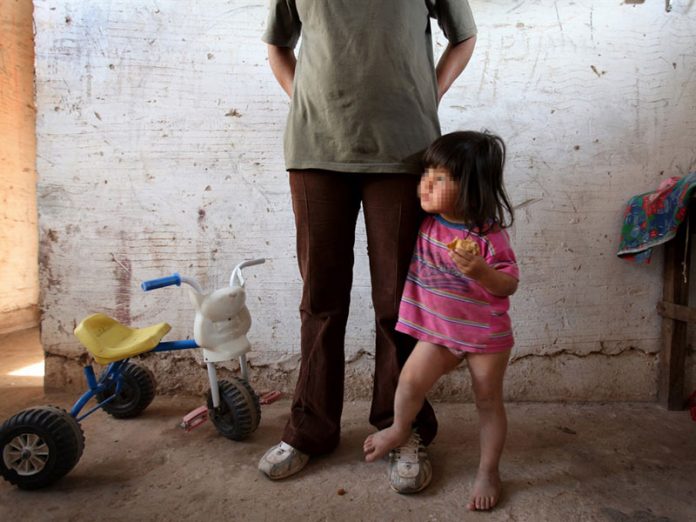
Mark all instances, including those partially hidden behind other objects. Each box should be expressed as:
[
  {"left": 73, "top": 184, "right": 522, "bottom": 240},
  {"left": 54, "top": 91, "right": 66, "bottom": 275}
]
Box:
[
  {"left": 236, "top": 377, "right": 261, "bottom": 433},
  {"left": 207, "top": 377, "right": 261, "bottom": 441},
  {"left": 96, "top": 362, "right": 156, "bottom": 419},
  {"left": 0, "top": 406, "right": 85, "bottom": 490}
]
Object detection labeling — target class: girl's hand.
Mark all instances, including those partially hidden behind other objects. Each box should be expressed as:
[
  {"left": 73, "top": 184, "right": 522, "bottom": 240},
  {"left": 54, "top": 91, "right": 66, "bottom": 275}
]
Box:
[
  {"left": 449, "top": 248, "right": 489, "bottom": 281},
  {"left": 449, "top": 247, "right": 519, "bottom": 297}
]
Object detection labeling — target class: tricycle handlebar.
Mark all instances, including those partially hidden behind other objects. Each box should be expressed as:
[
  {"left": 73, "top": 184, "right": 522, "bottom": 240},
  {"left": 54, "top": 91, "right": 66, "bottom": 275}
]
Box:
[
  {"left": 230, "top": 258, "right": 266, "bottom": 287},
  {"left": 141, "top": 273, "right": 181, "bottom": 291},
  {"left": 141, "top": 259, "right": 266, "bottom": 293}
]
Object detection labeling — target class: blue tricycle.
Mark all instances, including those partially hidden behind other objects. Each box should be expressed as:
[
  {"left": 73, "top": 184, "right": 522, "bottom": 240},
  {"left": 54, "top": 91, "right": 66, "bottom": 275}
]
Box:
[{"left": 0, "top": 259, "right": 266, "bottom": 489}]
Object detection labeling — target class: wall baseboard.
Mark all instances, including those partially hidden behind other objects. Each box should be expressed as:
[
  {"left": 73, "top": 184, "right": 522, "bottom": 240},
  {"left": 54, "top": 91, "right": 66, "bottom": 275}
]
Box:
[{"left": 0, "top": 305, "right": 40, "bottom": 335}]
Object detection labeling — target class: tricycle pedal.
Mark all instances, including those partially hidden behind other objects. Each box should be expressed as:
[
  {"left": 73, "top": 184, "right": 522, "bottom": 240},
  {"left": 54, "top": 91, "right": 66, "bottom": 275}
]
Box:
[
  {"left": 259, "top": 390, "right": 282, "bottom": 405},
  {"left": 179, "top": 405, "right": 208, "bottom": 432}
]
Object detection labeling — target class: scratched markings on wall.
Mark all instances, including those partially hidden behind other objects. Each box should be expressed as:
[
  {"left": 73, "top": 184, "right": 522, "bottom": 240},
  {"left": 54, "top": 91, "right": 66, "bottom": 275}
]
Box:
[{"left": 35, "top": 1, "right": 696, "bottom": 399}]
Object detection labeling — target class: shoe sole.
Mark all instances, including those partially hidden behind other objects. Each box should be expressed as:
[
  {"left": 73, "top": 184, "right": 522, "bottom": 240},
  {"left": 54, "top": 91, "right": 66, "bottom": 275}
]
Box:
[
  {"left": 259, "top": 453, "right": 309, "bottom": 480},
  {"left": 389, "top": 469, "right": 432, "bottom": 494}
]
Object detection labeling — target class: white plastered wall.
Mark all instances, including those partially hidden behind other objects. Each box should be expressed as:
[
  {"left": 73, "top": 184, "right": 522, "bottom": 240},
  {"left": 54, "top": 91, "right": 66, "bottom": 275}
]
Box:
[{"left": 35, "top": 1, "right": 696, "bottom": 400}]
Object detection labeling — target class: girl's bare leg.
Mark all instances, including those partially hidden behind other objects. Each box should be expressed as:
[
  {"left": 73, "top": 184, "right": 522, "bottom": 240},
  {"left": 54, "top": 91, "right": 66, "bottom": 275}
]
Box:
[
  {"left": 465, "top": 349, "right": 511, "bottom": 511},
  {"left": 363, "top": 341, "right": 460, "bottom": 462}
]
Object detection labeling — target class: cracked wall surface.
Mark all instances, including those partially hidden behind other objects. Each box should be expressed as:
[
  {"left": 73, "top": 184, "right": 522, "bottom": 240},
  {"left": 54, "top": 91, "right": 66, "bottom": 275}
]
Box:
[{"left": 36, "top": 1, "right": 696, "bottom": 400}]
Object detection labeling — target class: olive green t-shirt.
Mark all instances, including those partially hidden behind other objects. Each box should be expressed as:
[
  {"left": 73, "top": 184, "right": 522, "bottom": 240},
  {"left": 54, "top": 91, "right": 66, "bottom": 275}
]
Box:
[{"left": 262, "top": 0, "right": 477, "bottom": 174}]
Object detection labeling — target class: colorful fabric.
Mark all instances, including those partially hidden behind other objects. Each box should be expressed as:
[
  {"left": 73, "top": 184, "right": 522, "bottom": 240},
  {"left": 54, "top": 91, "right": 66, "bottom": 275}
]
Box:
[
  {"left": 617, "top": 172, "right": 696, "bottom": 263},
  {"left": 396, "top": 215, "right": 518, "bottom": 354}
]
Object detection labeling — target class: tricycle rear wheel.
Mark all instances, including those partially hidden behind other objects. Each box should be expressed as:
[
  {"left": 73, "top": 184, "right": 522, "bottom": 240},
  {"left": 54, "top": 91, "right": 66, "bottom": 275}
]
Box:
[
  {"left": 0, "top": 406, "right": 85, "bottom": 490},
  {"left": 97, "top": 362, "right": 156, "bottom": 419}
]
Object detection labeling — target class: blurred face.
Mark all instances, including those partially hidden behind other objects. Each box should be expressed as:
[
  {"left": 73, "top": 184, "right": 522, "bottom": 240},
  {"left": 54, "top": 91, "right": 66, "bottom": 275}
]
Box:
[{"left": 419, "top": 167, "right": 460, "bottom": 216}]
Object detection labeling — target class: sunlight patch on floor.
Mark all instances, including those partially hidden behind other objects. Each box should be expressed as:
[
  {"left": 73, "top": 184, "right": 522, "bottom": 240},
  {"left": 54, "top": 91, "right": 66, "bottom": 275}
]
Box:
[{"left": 8, "top": 361, "right": 45, "bottom": 377}]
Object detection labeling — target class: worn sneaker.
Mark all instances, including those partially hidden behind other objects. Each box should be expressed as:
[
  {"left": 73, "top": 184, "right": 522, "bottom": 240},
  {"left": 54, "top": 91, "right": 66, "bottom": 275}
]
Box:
[
  {"left": 388, "top": 431, "right": 432, "bottom": 494},
  {"left": 258, "top": 441, "right": 309, "bottom": 480}
]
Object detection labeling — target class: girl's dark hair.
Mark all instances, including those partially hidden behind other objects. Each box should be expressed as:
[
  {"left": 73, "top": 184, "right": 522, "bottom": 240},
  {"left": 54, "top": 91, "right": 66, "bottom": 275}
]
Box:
[{"left": 423, "top": 130, "right": 514, "bottom": 233}]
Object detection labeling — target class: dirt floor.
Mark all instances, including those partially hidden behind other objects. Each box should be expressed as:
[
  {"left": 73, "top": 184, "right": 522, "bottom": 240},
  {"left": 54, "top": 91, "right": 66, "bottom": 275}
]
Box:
[{"left": 1, "top": 329, "right": 695, "bottom": 522}]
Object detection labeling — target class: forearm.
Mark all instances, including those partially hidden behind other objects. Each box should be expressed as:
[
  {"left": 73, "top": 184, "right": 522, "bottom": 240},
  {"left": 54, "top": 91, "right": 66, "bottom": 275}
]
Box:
[
  {"left": 267, "top": 44, "right": 296, "bottom": 98},
  {"left": 478, "top": 267, "right": 518, "bottom": 297},
  {"left": 435, "top": 35, "right": 476, "bottom": 102}
]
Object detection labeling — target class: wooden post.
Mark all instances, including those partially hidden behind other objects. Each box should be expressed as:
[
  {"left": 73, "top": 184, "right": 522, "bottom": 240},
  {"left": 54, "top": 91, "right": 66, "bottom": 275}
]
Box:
[{"left": 657, "top": 205, "right": 692, "bottom": 410}]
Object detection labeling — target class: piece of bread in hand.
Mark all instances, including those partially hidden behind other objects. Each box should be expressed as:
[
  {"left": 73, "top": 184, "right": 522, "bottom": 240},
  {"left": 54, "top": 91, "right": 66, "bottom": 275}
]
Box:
[{"left": 446, "top": 238, "right": 480, "bottom": 256}]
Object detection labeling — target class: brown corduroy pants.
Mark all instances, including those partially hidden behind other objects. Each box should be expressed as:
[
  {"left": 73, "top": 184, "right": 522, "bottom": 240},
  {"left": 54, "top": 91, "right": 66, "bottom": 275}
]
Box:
[{"left": 282, "top": 169, "right": 438, "bottom": 456}]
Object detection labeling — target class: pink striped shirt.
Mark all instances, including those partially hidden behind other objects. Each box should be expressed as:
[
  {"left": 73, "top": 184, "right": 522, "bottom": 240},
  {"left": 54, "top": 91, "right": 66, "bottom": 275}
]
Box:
[{"left": 396, "top": 215, "right": 519, "bottom": 353}]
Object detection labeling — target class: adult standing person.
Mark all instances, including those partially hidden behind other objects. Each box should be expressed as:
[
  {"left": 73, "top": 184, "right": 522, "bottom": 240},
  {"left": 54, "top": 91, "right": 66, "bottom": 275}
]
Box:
[{"left": 259, "top": 0, "right": 477, "bottom": 494}]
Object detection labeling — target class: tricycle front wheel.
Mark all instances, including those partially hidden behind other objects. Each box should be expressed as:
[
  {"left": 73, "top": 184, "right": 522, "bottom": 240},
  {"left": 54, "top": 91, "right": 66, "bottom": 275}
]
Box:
[{"left": 207, "top": 377, "right": 260, "bottom": 441}]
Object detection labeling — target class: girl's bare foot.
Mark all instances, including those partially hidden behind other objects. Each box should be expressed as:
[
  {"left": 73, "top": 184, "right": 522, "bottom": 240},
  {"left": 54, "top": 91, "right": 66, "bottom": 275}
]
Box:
[
  {"left": 466, "top": 470, "right": 502, "bottom": 511},
  {"left": 363, "top": 426, "right": 410, "bottom": 462}
]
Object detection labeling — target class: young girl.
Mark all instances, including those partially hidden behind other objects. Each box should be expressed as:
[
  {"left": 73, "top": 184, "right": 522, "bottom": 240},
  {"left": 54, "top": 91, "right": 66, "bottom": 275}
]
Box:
[{"left": 363, "top": 131, "right": 518, "bottom": 511}]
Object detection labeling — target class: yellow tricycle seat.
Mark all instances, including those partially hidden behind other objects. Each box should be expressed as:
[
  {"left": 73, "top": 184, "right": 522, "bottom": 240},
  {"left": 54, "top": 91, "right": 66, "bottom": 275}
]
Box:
[{"left": 74, "top": 313, "right": 171, "bottom": 365}]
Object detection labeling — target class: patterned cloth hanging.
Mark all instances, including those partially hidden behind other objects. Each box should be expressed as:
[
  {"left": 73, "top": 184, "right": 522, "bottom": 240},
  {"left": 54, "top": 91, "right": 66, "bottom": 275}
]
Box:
[{"left": 617, "top": 172, "right": 696, "bottom": 264}]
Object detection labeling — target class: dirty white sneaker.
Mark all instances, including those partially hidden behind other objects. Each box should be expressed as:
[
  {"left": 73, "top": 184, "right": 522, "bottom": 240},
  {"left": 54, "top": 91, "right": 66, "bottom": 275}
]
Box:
[
  {"left": 258, "top": 441, "right": 309, "bottom": 480},
  {"left": 388, "top": 431, "right": 432, "bottom": 494}
]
